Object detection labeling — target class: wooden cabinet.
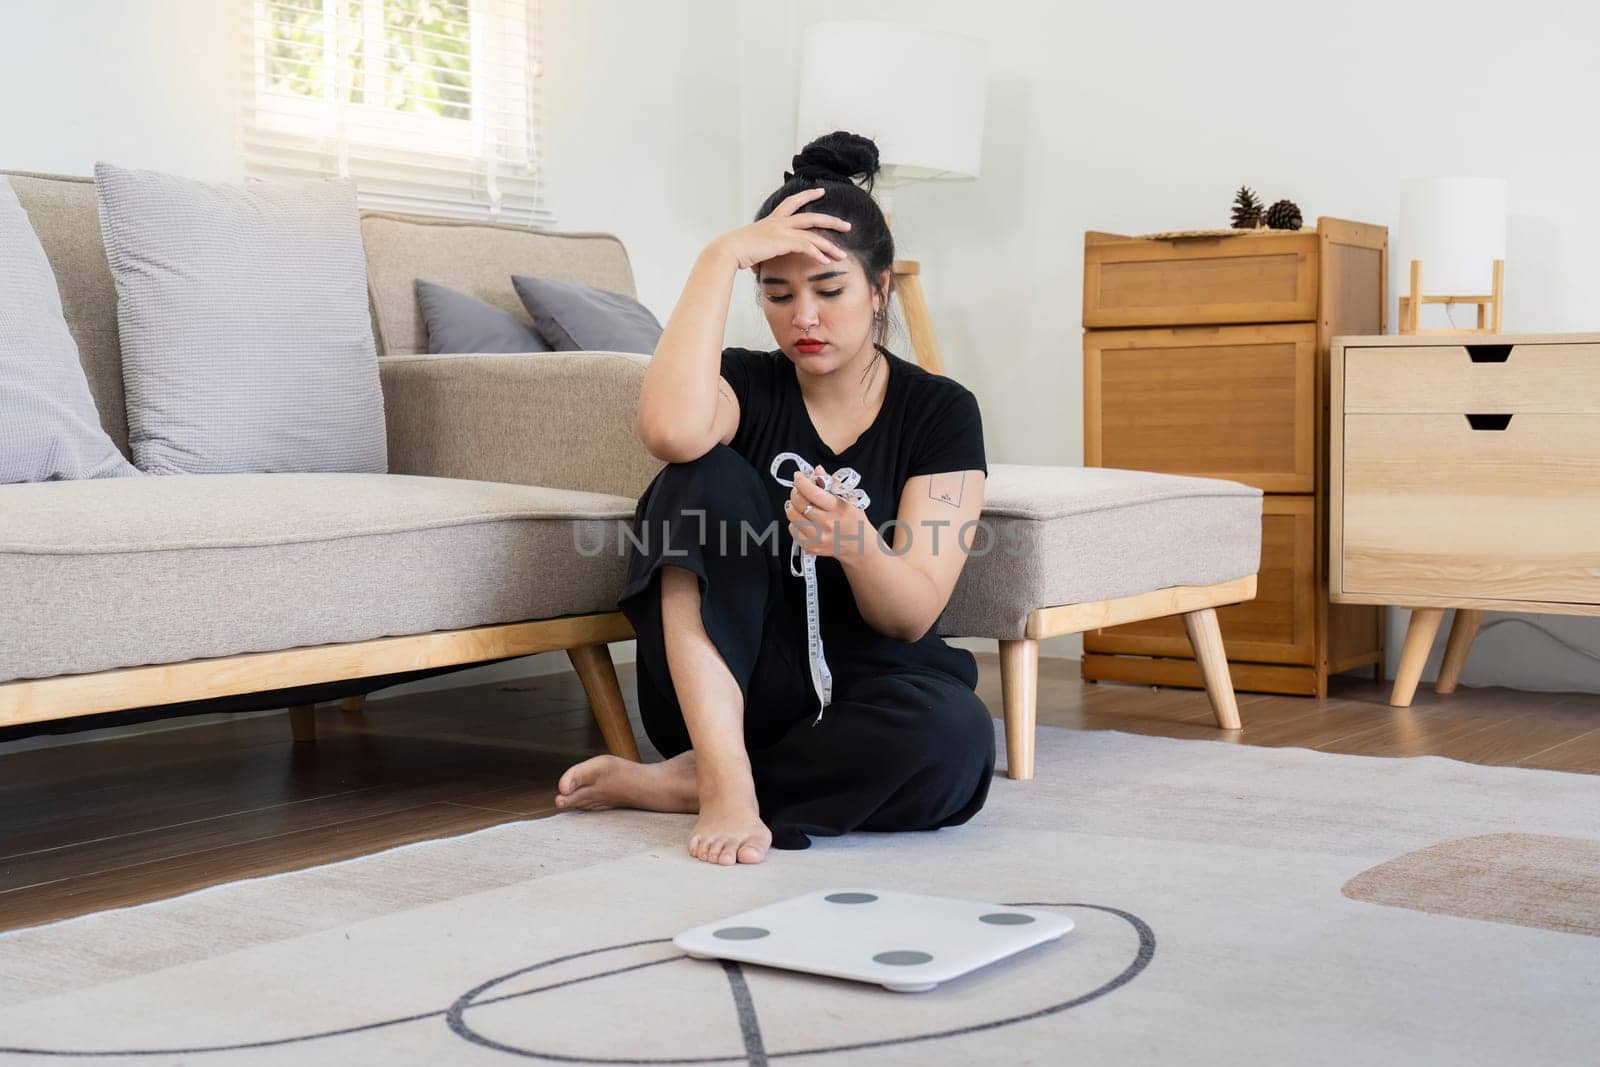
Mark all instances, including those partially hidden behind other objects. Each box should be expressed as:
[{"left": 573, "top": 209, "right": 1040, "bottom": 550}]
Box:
[
  {"left": 1081, "top": 219, "right": 1389, "bottom": 698},
  {"left": 1330, "top": 332, "right": 1600, "bottom": 706}
]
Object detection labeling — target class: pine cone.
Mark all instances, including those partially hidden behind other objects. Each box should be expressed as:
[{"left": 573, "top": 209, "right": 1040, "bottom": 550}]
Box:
[
  {"left": 1265, "top": 199, "right": 1303, "bottom": 231},
  {"left": 1230, "top": 186, "right": 1263, "bottom": 229}
]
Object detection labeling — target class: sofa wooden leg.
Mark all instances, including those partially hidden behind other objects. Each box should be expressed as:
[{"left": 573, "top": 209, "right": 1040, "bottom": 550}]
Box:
[
  {"left": 998, "top": 638, "right": 1038, "bottom": 781},
  {"left": 1182, "top": 608, "right": 1242, "bottom": 729},
  {"left": 340, "top": 695, "right": 366, "bottom": 712},
  {"left": 1391, "top": 607, "right": 1446, "bottom": 707},
  {"left": 566, "top": 644, "right": 641, "bottom": 761},
  {"left": 288, "top": 704, "right": 317, "bottom": 743},
  {"left": 1435, "top": 609, "right": 1483, "bottom": 695}
]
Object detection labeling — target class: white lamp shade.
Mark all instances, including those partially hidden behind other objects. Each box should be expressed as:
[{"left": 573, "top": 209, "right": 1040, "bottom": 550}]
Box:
[
  {"left": 796, "top": 20, "right": 987, "bottom": 185},
  {"left": 1398, "top": 177, "right": 1507, "bottom": 294}
]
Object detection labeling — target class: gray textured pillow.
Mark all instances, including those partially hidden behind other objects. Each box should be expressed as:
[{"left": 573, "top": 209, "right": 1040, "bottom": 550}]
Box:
[
  {"left": 0, "top": 177, "right": 140, "bottom": 483},
  {"left": 511, "top": 274, "right": 663, "bottom": 354},
  {"left": 94, "top": 161, "right": 386, "bottom": 474},
  {"left": 416, "top": 279, "right": 551, "bottom": 354}
]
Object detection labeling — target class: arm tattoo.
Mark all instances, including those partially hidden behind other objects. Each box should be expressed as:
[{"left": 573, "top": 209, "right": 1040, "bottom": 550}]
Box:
[
  {"left": 718, "top": 383, "right": 734, "bottom": 406},
  {"left": 927, "top": 471, "right": 965, "bottom": 508}
]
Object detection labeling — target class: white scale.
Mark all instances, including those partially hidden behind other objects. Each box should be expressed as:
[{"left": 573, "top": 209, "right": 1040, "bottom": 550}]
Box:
[{"left": 674, "top": 888, "right": 1075, "bottom": 993}]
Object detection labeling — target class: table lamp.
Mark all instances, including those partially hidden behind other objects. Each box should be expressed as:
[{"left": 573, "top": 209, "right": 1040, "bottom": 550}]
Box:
[
  {"left": 796, "top": 20, "right": 988, "bottom": 375},
  {"left": 1396, "top": 177, "right": 1507, "bottom": 334}
]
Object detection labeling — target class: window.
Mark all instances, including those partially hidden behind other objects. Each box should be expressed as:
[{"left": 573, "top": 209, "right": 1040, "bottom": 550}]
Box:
[{"left": 240, "top": 0, "right": 551, "bottom": 226}]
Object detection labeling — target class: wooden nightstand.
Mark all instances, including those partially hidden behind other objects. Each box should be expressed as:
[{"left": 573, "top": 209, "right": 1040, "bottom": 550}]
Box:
[{"left": 1329, "top": 332, "right": 1600, "bottom": 706}]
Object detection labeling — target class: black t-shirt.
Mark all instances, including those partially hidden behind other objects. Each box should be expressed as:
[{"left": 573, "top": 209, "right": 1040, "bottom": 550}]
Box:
[{"left": 718, "top": 344, "right": 987, "bottom": 686}]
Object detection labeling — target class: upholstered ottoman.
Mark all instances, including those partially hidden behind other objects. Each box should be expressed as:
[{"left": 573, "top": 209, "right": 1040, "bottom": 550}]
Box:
[{"left": 938, "top": 465, "right": 1264, "bottom": 779}]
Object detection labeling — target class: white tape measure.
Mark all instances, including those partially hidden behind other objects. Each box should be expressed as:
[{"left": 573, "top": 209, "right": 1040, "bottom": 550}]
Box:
[{"left": 769, "top": 451, "right": 871, "bottom": 725}]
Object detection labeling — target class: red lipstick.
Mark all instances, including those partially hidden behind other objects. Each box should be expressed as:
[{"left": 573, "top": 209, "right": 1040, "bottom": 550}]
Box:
[{"left": 795, "top": 339, "right": 826, "bottom": 354}]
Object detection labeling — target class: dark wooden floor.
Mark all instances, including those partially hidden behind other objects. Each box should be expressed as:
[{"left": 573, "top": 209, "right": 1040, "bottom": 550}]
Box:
[{"left": 2, "top": 655, "right": 1597, "bottom": 933}]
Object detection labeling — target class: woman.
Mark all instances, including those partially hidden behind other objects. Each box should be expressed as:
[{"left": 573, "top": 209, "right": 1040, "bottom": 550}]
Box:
[{"left": 554, "top": 131, "right": 994, "bottom": 866}]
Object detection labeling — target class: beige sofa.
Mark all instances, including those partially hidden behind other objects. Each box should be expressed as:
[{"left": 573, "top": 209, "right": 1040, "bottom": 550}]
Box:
[{"left": 0, "top": 168, "right": 1264, "bottom": 780}]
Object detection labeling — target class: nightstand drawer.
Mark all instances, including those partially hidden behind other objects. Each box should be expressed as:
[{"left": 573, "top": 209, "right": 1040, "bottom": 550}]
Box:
[
  {"left": 1345, "top": 342, "right": 1600, "bottom": 414},
  {"left": 1084, "top": 232, "right": 1320, "bottom": 328},
  {"left": 1341, "top": 413, "right": 1600, "bottom": 603},
  {"left": 1085, "top": 323, "right": 1315, "bottom": 492}
]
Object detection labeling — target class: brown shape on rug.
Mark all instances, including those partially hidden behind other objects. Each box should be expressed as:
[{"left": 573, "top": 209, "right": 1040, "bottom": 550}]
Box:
[{"left": 1342, "top": 833, "right": 1600, "bottom": 938}]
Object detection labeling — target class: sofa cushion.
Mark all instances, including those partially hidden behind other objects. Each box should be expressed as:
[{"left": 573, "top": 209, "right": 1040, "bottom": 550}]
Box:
[
  {"left": 361, "top": 212, "right": 636, "bottom": 357},
  {"left": 0, "top": 474, "right": 638, "bottom": 684},
  {"left": 512, "top": 273, "right": 663, "bottom": 354},
  {"left": 416, "top": 279, "right": 552, "bottom": 354},
  {"left": 0, "top": 178, "right": 138, "bottom": 483},
  {"left": 0, "top": 170, "right": 129, "bottom": 456},
  {"left": 936, "top": 465, "right": 1264, "bottom": 641},
  {"left": 94, "top": 161, "right": 387, "bottom": 475}
]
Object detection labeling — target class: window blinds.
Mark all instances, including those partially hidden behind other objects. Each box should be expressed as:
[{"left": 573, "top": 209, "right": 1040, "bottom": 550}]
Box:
[{"left": 239, "top": 0, "right": 552, "bottom": 226}]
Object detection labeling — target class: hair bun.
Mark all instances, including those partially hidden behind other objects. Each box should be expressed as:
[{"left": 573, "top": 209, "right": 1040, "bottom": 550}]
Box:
[{"left": 784, "top": 131, "right": 881, "bottom": 190}]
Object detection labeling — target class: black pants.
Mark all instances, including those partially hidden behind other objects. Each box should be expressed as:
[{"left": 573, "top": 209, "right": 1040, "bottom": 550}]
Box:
[{"left": 616, "top": 443, "right": 995, "bottom": 851}]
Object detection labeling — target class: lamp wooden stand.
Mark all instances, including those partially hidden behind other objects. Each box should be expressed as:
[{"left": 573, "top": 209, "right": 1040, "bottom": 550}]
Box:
[
  {"left": 891, "top": 259, "right": 945, "bottom": 375},
  {"left": 882, "top": 208, "right": 947, "bottom": 377},
  {"left": 1398, "top": 257, "right": 1504, "bottom": 335}
]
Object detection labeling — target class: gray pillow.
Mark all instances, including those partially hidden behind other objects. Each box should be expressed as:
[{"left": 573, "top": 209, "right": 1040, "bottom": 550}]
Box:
[
  {"left": 416, "top": 279, "right": 551, "bottom": 354},
  {"left": 94, "top": 161, "right": 386, "bottom": 474},
  {"left": 0, "top": 177, "right": 140, "bottom": 483},
  {"left": 511, "top": 274, "right": 662, "bottom": 354}
]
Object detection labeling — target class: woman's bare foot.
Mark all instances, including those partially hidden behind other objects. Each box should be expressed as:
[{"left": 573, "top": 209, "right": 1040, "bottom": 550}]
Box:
[
  {"left": 688, "top": 778, "right": 771, "bottom": 866},
  {"left": 557, "top": 752, "right": 770, "bottom": 865},
  {"left": 554, "top": 750, "right": 699, "bottom": 813}
]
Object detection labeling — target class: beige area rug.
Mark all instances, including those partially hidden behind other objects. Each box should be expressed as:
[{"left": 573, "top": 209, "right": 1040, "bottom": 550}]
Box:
[{"left": 1, "top": 726, "right": 1598, "bottom": 1066}]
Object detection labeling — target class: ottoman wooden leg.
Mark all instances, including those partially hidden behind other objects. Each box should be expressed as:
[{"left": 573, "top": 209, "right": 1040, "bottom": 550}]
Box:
[
  {"left": 999, "top": 638, "right": 1038, "bottom": 781},
  {"left": 1182, "top": 608, "right": 1242, "bottom": 729},
  {"left": 340, "top": 695, "right": 367, "bottom": 712},
  {"left": 1391, "top": 607, "right": 1446, "bottom": 707},
  {"left": 566, "top": 643, "right": 641, "bottom": 762}
]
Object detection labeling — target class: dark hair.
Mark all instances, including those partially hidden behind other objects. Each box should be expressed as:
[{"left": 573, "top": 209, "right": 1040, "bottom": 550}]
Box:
[{"left": 754, "top": 130, "right": 896, "bottom": 350}]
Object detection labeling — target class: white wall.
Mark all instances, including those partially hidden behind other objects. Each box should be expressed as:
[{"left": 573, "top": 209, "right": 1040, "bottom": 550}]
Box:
[
  {"left": 538, "top": 0, "right": 743, "bottom": 325},
  {"left": 754, "top": 0, "right": 1600, "bottom": 689},
  {"left": 0, "top": 0, "right": 242, "bottom": 180}
]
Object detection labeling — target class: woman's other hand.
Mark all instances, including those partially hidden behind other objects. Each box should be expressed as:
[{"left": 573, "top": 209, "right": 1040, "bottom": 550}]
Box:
[
  {"left": 785, "top": 465, "right": 872, "bottom": 564},
  {"left": 713, "top": 188, "right": 852, "bottom": 271}
]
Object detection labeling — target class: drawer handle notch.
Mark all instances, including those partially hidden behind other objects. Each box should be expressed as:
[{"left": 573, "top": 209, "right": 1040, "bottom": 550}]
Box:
[
  {"left": 1464, "top": 413, "right": 1514, "bottom": 431},
  {"left": 1466, "top": 344, "right": 1513, "bottom": 363}
]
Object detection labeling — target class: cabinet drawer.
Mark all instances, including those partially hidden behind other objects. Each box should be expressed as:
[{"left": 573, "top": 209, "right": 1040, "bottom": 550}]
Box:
[
  {"left": 1084, "top": 495, "right": 1316, "bottom": 664},
  {"left": 1345, "top": 342, "right": 1600, "bottom": 414},
  {"left": 1086, "top": 323, "right": 1316, "bottom": 492},
  {"left": 1084, "top": 231, "right": 1320, "bottom": 328},
  {"left": 1340, "top": 414, "right": 1600, "bottom": 604}
]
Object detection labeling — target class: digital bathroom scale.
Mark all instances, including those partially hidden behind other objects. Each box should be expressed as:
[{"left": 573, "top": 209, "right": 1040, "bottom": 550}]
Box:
[{"left": 673, "top": 888, "right": 1075, "bottom": 993}]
